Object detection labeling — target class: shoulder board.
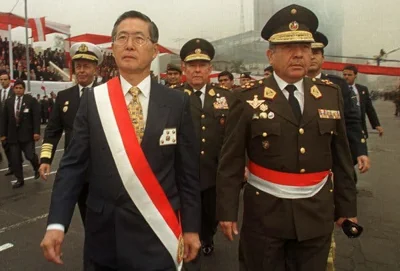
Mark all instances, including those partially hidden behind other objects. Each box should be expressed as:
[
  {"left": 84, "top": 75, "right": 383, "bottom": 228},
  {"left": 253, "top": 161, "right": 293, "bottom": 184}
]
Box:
[
  {"left": 312, "top": 78, "right": 337, "bottom": 88},
  {"left": 240, "top": 79, "right": 264, "bottom": 92}
]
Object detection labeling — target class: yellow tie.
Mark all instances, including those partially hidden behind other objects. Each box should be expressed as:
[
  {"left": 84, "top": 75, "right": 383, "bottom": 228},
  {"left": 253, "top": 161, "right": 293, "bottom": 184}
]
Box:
[{"left": 128, "top": 86, "right": 145, "bottom": 143}]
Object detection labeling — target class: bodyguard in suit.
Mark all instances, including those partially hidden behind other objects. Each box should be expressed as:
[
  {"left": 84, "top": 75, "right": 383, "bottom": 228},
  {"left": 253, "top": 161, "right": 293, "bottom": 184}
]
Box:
[
  {"left": 39, "top": 42, "right": 103, "bottom": 224},
  {"left": 0, "top": 71, "right": 15, "bottom": 173},
  {"left": 0, "top": 80, "right": 40, "bottom": 188},
  {"left": 170, "top": 38, "right": 234, "bottom": 259},
  {"left": 308, "top": 32, "right": 370, "bottom": 169},
  {"left": 40, "top": 10, "right": 201, "bottom": 270},
  {"left": 217, "top": 5, "right": 358, "bottom": 270},
  {"left": 343, "top": 64, "right": 383, "bottom": 138}
]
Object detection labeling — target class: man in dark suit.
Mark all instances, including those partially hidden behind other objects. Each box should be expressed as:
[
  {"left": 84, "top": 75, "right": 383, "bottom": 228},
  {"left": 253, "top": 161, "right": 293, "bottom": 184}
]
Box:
[
  {"left": 40, "top": 10, "right": 201, "bottom": 270},
  {"left": 0, "top": 80, "right": 40, "bottom": 188},
  {"left": 217, "top": 5, "right": 358, "bottom": 270},
  {"left": 343, "top": 65, "right": 383, "bottom": 138},
  {"left": 39, "top": 41, "right": 103, "bottom": 224},
  {"left": 0, "top": 71, "right": 15, "bottom": 174},
  {"left": 171, "top": 38, "right": 234, "bottom": 260}
]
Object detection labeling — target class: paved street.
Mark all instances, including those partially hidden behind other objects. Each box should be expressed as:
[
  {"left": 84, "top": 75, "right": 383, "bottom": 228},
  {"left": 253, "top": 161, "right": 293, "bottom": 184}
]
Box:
[{"left": 0, "top": 99, "right": 399, "bottom": 270}]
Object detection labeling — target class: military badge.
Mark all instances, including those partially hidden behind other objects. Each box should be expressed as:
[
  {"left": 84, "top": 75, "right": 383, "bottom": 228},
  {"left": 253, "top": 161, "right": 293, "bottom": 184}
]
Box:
[
  {"left": 259, "top": 104, "right": 268, "bottom": 112},
  {"left": 311, "top": 85, "right": 322, "bottom": 99},
  {"left": 318, "top": 109, "right": 341, "bottom": 119},
  {"left": 213, "top": 97, "right": 229, "bottom": 109},
  {"left": 177, "top": 234, "right": 184, "bottom": 264},
  {"left": 264, "top": 87, "right": 277, "bottom": 100},
  {"left": 220, "top": 118, "right": 225, "bottom": 125},
  {"left": 262, "top": 140, "right": 270, "bottom": 150},
  {"left": 64, "top": 101, "right": 69, "bottom": 105},
  {"left": 252, "top": 113, "right": 260, "bottom": 120},
  {"left": 184, "top": 89, "right": 192, "bottom": 95},
  {"left": 259, "top": 112, "right": 268, "bottom": 119},
  {"left": 208, "top": 89, "right": 216, "bottom": 97},
  {"left": 268, "top": 112, "right": 275, "bottom": 119},
  {"left": 246, "top": 95, "right": 265, "bottom": 109},
  {"left": 63, "top": 106, "right": 68, "bottom": 113},
  {"left": 78, "top": 44, "right": 88, "bottom": 52},
  {"left": 289, "top": 21, "right": 299, "bottom": 31}
]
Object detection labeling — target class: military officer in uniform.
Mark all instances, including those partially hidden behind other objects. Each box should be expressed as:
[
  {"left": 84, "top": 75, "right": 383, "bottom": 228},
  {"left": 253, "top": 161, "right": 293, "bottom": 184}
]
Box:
[
  {"left": 239, "top": 72, "right": 252, "bottom": 86},
  {"left": 216, "top": 5, "right": 358, "bottom": 271},
  {"left": 39, "top": 42, "right": 103, "bottom": 223},
  {"left": 307, "top": 31, "right": 370, "bottom": 271},
  {"left": 170, "top": 38, "right": 233, "bottom": 260},
  {"left": 164, "top": 63, "right": 183, "bottom": 88}
]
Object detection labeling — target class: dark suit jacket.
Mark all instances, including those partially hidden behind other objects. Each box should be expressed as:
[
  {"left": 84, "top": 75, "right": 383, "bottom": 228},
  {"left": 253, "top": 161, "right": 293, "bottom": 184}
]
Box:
[
  {"left": 47, "top": 80, "right": 201, "bottom": 269},
  {"left": 40, "top": 85, "right": 82, "bottom": 164},
  {"left": 173, "top": 83, "right": 234, "bottom": 190},
  {"left": 1, "top": 94, "right": 40, "bottom": 143},
  {"left": 322, "top": 74, "right": 367, "bottom": 162},
  {"left": 13, "top": 70, "right": 27, "bottom": 80},
  {"left": 216, "top": 76, "right": 356, "bottom": 241},
  {"left": 0, "top": 87, "right": 14, "bottom": 136},
  {"left": 355, "top": 84, "right": 380, "bottom": 138}
]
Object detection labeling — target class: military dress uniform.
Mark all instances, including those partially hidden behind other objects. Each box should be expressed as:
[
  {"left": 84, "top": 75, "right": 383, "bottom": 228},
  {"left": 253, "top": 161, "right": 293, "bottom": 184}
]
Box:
[
  {"left": 216, "top": 5, "right": 357, "bottom": 271},
  {"left": 40, "top": 42, "right": 102, "bottom": 224}
]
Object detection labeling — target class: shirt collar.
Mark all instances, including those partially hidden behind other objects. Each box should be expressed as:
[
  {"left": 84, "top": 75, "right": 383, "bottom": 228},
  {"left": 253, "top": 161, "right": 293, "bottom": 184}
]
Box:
[
  {"left": 78, "top": 81, "right": 94, "bottom": 91},
  {"left": 273, "top": 72, "right": 304, "bottom": 93},
  {"left": 194, "top": 84, "right": 207, "bottom": 95},
  {"left": 120, "top": 75, "right": 151, "bottom": 98},
  {"left": 315, "top": 73, "right": 322, "bottom": 79},
  {"left": 351, "top": 83, "right": 356, "bottom": 89}
]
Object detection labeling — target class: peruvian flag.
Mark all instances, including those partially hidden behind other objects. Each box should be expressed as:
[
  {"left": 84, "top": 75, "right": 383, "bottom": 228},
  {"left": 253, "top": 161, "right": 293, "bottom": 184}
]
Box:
[
  {"left": 28, "top": 17, "right": 46, "bottom": 42},
  {"left": 41, "top": 81, "right": 47, "bottom": 95}
]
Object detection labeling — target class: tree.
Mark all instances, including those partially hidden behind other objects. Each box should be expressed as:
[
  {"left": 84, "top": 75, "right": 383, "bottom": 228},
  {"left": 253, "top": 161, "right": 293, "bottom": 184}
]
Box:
[
  {"left": 230, "top": 60, "right": 246, "bottom": 73},
  {"left": 53, "top": 35, "right": 64, "bottom": 51}
]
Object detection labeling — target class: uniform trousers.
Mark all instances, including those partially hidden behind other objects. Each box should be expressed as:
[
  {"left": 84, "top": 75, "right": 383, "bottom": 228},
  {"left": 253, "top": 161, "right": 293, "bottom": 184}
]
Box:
[
  {"left": 200, "top": 185, "right": 218, "bottom": 245},
  {"left": 9, "top": 141, "right": 39, "bottom": 180}
]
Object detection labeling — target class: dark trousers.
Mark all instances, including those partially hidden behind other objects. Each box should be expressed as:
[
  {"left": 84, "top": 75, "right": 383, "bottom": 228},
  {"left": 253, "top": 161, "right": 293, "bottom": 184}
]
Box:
[
  {"left": 85, "top": 258, "right": 116, "bottom": 271},
  {"left": 9, "top": 141, "right": 39, "bottom": 180},
  {"left": 1, "top": 140, "right": 12, "bottom": 167},
  {"left": 239, "top": 227, "right": 331, "bottom": 271},
  {"left": 200, "top": 186, "right": 218, "bottom": 244}
]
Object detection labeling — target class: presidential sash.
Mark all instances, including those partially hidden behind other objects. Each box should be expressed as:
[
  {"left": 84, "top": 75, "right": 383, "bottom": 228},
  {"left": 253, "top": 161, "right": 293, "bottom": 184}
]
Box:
[{"left": 94, "top": 77, "right": 183, "bottom": 270}]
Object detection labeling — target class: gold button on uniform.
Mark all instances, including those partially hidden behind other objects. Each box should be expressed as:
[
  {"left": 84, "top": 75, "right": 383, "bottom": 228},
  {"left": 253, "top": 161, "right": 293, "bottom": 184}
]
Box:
[
  {"left": 202, "top": 126, "right": 206, "bottom": 131},
  {"left": 330, "top": 131, "right": 334, "bottom": 135},
  {"left": 202, "top": 138, "right": 206, "bottom": 143},
  {"left": 262, "top": 132, "right": 268, "bottom": 137},
  {"left": 300, "top": 169, "right": 306, "bottom": 173},
  {"left": 361, "top": 138, "right": 366, "bottom": 143},
  {"left": 300, "top": 147, "right": 306, "bottom": 154},
  {"left": 201, "top": 151, "right": 205, "bottom": 155},
  {"left": 256, "top": 191, "right": 260, "bottom": 196},
  {"left": 299, "top": 128, "right": 304, "bottom": 135},
  {"left": 201, "top": 114, "right": 205, "bottom": 119}
]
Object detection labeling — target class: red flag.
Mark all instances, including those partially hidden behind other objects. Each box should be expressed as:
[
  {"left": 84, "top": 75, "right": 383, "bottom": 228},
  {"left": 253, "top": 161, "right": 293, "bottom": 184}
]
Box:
[{"left": 28, "top": 17, "right": 46, "bottom": 42}]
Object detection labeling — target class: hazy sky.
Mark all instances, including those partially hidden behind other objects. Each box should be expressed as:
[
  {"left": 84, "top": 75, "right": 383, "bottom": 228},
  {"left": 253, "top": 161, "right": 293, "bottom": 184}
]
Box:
[{"left": 2, "top": 0, "right": 400, "bottom": 62}]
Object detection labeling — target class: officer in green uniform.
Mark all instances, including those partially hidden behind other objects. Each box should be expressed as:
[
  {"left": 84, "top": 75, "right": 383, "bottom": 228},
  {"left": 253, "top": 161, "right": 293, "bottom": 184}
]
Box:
[
  {"left": 164, "top": 63, "right": 183, "bottom": 88},
  {"left": 170, "top": 38, "right": 234, "bottom": 261},
  {"left": 216, "top": 5, "right": 358, "bottom": 271}
]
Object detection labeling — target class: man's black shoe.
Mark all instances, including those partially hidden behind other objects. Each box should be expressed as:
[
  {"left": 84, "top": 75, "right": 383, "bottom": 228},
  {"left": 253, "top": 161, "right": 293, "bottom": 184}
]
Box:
[
  {"left": 12, "top": 179, "right": 24, "bottom": 189},
  {"left": 5, "top": 169, "right": 13, "bottom": 176}
]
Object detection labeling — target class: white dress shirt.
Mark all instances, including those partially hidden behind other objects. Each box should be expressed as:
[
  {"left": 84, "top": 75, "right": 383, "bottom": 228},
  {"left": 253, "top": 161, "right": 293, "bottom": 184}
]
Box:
[
  {"left": 47, "top": 75, "right": 152, "bottom": 232},
  {"left": 273, "top": 72, "right": 305, "bottom": 113},
  {"left": 193, "top": 84, "right": 207, "bottom": 107},
  {"left": 315, "top": 73, "right": 322, "bottom": 79},
  {"left": 350, "top": 83, "right": 360, "bottom": 106},
  {"left": 78, "top": 82, "right": 95, "bottom": 97}
]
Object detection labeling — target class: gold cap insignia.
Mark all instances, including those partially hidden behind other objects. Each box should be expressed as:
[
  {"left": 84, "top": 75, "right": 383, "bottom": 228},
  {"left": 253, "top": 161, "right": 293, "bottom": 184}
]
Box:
[
  {"left": 63, "top": 106, "right": 68, "bottom": 113},
  {"left": 264, "top": 87, "right": 277, "bottom": 100},
  {"left": 311, "top": 85, "right": 322, "bottom": 99},
  {"left": 246, "top": 95, "right": 265, "bottom": 109},
  {"left": 289, "top": 21, "right": 299, "bottom": 31},
  {"left": 195, "top": 48, "right": 202, "bottom": 54},
  {"left": 291, "top": 8, "right": 297, "bottom": 15},
  {"left": 78, "top": 44, "right": 88, "bottom": 53},
  {"left": 208, "top": 88, "right": 216, "bottom": 97},
  {"left": 184, "top": 89, "right": 192, "bottom": 95}
]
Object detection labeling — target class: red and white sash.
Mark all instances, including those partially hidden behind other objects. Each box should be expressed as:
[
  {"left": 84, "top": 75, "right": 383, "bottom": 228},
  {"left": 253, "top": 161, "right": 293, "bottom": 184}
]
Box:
[
  {"left": 248, "top": 161, "right": 330, "bottom": 199},
  {"left": 94, "top": 77, "right": 183, "bottom": 270}
]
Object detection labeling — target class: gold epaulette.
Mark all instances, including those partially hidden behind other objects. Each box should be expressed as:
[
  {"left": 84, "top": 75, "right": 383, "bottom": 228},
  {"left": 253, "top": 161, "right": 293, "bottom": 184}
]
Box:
[{"left": 240, "top": 79, "right": 265, "bottom": 92}]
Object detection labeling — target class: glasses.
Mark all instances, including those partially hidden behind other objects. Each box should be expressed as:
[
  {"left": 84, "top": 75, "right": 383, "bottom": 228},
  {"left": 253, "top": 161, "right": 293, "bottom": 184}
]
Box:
[{"left": 113, "top": 32, "right": 153, "bottom": 46}]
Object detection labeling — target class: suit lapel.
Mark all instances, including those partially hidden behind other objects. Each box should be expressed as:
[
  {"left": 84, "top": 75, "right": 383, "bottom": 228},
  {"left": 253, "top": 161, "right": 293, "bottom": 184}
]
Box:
[
  {"left": 141, "top": 81, "right": 170, "bottom": 149},
  {"left": 265, "top": 76, "right": 298, "bottom": 126},
  {"left": 301, "top": 78, "right": 319, "bottom": 126}
]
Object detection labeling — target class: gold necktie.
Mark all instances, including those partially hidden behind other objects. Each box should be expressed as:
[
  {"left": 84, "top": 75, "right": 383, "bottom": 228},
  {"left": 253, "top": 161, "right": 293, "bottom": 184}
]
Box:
[{"left": 128, "top": 86, "right": 145, "bottom": 143}]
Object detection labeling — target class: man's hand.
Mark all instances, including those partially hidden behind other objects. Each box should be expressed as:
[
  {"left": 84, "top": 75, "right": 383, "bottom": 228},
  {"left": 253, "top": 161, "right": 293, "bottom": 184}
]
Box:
[
  {"left": 40, "top": 230, "right": 65, "bottom": 265},
  {"left": 0, "top": 136, "right": 6, "bottom": 141},
  {"left": 336, "top": 217, "right": 358, "bottom": 228},
  {"left": 183, "top": 232, "right": 201, "bottom": 263},
  {"left": 39, "top": 163, "right": 51, "bottom": 181},
  {"left": 219, "top": 221, "right": 239, "bottom": 241},
  {"left": 33, "top": 134, "right": 41, "bottom": 141},
  {"left": 376, "top": 126, "right": 384, "bottom": 137},
  {"left": 357, "top": 155, "right": 370, "bottom": 173}
]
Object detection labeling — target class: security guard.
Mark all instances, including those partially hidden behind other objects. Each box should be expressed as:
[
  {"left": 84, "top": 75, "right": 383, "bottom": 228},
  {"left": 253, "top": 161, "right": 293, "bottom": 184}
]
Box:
[
  {"left": 216, "top": 5, "right": 358, "bottom": 271},
  {"left": 39, "top": 42, "right": 103, "bottom": 224},
  {"left": 164, "top": 63, "right": 183, "bottom": 88},
  {"left": 308, "top": 31, "right": 370, "bottom": 271},
  {"left": 170, "top": 38, "right": 234, "bottom": 259}
]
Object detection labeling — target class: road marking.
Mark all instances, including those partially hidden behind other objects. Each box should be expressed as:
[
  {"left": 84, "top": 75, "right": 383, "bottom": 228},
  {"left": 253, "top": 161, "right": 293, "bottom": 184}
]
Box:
[
  {"left": 0, "top": 243, "right": 14, "bottom": 252},
  {"left": 0, "top": 214, "right": 49, "bottom": 234},
  {"left": 10, "top": 171, "right": 57, "bottom": 184}
]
